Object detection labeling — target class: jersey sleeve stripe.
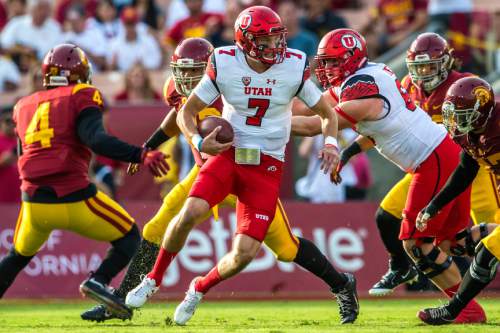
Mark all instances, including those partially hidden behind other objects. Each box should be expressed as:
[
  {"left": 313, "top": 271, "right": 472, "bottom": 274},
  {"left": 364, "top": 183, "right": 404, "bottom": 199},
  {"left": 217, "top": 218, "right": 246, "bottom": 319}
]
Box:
[{"left": 334, "top": 105, "right": 357, "bottom": 126}]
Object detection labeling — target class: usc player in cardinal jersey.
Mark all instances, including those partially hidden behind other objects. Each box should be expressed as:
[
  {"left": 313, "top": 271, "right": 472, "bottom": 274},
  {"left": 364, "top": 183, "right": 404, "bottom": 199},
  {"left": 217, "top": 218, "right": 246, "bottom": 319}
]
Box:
[
  {"left": 416, "top": 78, "right": 500, "bottom": 325},
  {"left": 0, "top": 44, "right": 168, "bottom": 318},
  {"left": 82, "top": 36, "right": 357, "bottom": 324}
]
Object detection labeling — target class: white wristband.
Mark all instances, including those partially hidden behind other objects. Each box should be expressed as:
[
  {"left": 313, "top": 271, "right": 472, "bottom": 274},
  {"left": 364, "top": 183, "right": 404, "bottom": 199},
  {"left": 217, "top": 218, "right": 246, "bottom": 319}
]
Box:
[
  {"left": 325, "top": 136, "right": 338, "bottom": 148},
  {"left": 191, "top": 134, "right": 203, "bottom": 152}
]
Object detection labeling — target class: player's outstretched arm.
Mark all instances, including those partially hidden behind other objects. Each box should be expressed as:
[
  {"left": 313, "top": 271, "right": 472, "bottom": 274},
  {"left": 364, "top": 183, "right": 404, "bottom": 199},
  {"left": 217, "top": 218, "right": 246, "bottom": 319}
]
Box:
[
  {"left": 331, "top": 135, "right": 375, "bottom": 184},
  {"left": 126, "top": 110, "right": 179, "bottom": 175},
  {"left": 416, "top": 151, "right": 480, "bottom": 231},
  {"left": 76, "top": 107, "right": 169, "bottom": 177}
]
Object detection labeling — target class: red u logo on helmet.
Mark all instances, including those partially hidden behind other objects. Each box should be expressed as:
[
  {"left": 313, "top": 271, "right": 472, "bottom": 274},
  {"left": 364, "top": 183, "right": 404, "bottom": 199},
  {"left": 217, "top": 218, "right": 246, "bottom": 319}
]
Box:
[{"left": 239, "top": 14, "right": 252, "bottom": 30}]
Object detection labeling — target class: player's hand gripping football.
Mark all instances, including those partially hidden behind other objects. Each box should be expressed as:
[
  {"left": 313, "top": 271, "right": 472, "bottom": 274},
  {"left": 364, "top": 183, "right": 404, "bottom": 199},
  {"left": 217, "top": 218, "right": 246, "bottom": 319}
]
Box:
[
  {"left": 318, "top": 144, "right": 340, "bottom": 181},
  {"left": 200, "top": 126, "right": 233, "bottom": 156},
  {"left": 140, "top": 148, "right": 170, "bottom": 177},
  {"left": 416, "top": 205, "right": 437, "bottom": 232}
]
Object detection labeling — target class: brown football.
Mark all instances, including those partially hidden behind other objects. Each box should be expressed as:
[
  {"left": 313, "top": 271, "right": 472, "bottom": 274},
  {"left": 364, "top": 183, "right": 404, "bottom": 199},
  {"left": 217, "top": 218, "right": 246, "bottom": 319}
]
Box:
[{"left": 197, "top": 116, "right": 234, "bottom": 143}]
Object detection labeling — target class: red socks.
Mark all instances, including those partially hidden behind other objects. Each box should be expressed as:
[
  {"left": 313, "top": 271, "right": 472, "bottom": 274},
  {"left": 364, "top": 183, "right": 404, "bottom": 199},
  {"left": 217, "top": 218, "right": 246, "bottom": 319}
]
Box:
[
  {"left": 195, "top": 266, "right": 223, "bottom": 294},
  {"left": 147, "top": 247, "right": 177, "bottom": 286}
]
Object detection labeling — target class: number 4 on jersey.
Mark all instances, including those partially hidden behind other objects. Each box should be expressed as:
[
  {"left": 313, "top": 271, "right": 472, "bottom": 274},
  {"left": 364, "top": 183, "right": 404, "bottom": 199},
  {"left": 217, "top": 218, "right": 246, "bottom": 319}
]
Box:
[{"left": 25, "top": 102, "right": 54, "bottom": 148}]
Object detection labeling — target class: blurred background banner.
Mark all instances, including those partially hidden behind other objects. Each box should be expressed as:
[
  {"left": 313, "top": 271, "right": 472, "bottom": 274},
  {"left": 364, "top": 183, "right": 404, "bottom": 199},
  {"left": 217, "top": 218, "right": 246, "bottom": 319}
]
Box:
[{"left": 0, "top": 201, "right": 391, "bottom": 298}]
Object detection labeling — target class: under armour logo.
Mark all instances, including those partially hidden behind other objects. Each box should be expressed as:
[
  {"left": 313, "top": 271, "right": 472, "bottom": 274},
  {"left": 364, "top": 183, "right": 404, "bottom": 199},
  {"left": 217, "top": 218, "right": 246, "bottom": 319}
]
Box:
[
  {"left": 266, "top": 79, "right": 276, "bottom": 85},
  {"left": 267, "top": 165, "right": 277, "bottom": 172}
]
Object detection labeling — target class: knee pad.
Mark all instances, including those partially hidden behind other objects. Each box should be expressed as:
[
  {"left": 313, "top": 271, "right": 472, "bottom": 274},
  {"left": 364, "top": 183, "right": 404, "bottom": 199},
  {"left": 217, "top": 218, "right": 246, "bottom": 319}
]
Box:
[
  {"left": 452, "top": 223, "right": 489, "bottom": 256},
  {"left": 470, "top": 244, "right": 499, "bottom": 284},
  {"left": 411, "top": 244, "right": 452, "bottom": 279}
]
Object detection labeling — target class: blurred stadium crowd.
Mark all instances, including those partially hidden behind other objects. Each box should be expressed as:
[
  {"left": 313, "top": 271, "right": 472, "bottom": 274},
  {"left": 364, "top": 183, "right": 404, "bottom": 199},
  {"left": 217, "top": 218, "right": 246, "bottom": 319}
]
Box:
[{"left": 0, "top": 0, "right": 498, "bottom": 203}]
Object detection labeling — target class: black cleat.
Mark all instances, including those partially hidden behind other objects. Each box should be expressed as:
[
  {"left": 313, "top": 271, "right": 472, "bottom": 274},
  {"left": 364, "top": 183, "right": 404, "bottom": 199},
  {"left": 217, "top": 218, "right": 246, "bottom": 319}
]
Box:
[
  {"left": 332, "top": 273, "right": 359, "bottom": 324},
  {"left": 81, "top": 304, "right": 121, "bottom": 322},
  {"left": 369, "top": 265, "right": 418, "bottom": 296},
  {"left": 79, "top": 278, "right": 132, "bottom": 320},
  {"left": 417, "top": 305, "right": 455, "bottom": 325}
]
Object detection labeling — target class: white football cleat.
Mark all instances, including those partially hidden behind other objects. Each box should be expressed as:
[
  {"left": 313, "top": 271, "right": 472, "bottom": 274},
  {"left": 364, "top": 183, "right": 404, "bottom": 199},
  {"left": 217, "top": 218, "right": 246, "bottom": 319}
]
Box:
[
  {"left": 125, "top": 276, "right": 159, "bottom": 308},
  {"left": 174, "top": 277, "right": 204, "bottom": 325}
]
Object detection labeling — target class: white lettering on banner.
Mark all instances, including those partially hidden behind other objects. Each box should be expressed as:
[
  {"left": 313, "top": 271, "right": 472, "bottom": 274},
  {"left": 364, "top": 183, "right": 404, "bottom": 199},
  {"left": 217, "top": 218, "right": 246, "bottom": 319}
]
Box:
[
  {"left": 162, "top": 259, "right": 180, "bottom": 287},
  {"left": 1, "top": 214, "right": 367, "bottom": 285},
  {"left": 17, "top": 253, "right": 103, "bottom": 276},
  {"left": 328, "top": 228, "right": 365, "bottom": 271},
  {"left": 0, "top": 229, "right": 14, "bottom": 249},
  {"left": 178, "top": 230, "right": 214, "bottom": 273},
  {"left": 0, "top": 229, "right": 61, "bottom": 251},
  {"left": 208, "top": 218, "right": 230, "bottom": 260}
]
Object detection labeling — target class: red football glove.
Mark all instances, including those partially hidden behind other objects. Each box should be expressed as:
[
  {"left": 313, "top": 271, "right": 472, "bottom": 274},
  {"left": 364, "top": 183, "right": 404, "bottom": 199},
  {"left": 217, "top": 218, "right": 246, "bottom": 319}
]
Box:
[{"left": 141, "top": 148, "right": 170, "bottom": 177}]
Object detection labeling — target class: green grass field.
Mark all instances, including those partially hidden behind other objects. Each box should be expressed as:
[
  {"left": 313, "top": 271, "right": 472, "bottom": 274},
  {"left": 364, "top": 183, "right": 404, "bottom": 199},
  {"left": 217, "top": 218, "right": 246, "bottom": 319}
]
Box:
[{"left": 0, "top": 298, "right": 499, "bottom": 333}]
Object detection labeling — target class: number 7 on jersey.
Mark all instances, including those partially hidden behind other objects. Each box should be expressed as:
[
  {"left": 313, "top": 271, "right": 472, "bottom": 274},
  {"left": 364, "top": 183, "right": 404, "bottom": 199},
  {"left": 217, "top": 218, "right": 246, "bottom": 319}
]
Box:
[{"left": 246, "top": 98, "right": 270, "bottom": 127}]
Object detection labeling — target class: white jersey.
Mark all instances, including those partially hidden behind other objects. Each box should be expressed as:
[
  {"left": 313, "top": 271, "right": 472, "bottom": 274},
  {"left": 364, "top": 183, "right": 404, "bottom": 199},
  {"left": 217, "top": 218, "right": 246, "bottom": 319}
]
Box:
[
  {"left": 194, "top": 46, "right": 322, "bottom": 160},
  {"left": 332, "top": 62, "right": 447, "bottom": 172}
]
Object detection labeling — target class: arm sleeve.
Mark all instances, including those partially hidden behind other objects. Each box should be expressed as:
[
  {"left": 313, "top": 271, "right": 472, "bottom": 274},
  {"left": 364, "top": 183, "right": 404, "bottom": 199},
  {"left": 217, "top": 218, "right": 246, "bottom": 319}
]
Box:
[
  {"left": 193, "top": 74, "right": 220, "bottom": 105},
  {"left": 76, "top": 107, "right": 143, "bottom": 163},
  {"left": 426, "top": 151, "right": 479, "bottom": 214},
  {"left": 297, "top": 79, "right": 322, "bottom": 108}
]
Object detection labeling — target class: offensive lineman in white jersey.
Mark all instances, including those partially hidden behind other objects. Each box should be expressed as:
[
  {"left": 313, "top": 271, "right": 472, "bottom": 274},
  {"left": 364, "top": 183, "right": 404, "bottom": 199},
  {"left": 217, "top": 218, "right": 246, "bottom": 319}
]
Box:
[
  {"left": 126, "top": 6, "right": 348, "bottom": 326},
  {"left": 293, "top": 28, "right": 491, "bottom": 323}
]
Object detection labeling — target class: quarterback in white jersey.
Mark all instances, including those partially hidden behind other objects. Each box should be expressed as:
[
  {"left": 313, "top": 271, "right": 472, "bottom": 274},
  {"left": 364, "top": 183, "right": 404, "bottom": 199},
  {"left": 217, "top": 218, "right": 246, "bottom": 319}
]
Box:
[
  {"left": 125, "top": 7, "right": 362, "bottom": 327},
  {"left": 293, "top": 28, "right": 486, "bottom": 322}
]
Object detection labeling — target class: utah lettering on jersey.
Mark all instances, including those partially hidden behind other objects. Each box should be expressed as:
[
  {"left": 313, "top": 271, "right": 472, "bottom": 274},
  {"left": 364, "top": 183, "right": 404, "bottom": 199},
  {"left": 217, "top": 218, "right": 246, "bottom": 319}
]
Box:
[{"left": 244, "top": 87, "right": 273, "bottom": 96}]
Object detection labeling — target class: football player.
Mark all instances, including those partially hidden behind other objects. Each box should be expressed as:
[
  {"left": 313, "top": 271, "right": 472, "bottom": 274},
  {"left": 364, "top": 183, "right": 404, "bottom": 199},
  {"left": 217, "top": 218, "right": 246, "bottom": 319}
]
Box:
[
  {"left": 366, "top": 33, "right": 499, "bottom": 296},
  {"left": 0, "top": 44, "right": 168, "bottom": 318},
  {"left": 83, "top": 36, "right": 358, "bottom": 324},
  {"left": 415, "top": 77, "right": 500, "bottom": 325},
  {"left": 292, "top": 28, "right": 490, "bottom": 323},
  {"left": 125, "top": 7, "right": 363, "bottom": 326}
]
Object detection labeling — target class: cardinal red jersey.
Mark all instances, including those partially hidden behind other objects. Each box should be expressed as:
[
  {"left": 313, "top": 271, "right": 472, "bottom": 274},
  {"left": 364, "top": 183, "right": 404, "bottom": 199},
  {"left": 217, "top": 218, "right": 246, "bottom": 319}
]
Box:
[
  {"left": 162, "top": 77, "right": 223, "bottom": 166},
  {"left": 454, "top": 103, "right": 500, "bottom": 180},
  {"left": 401, "top": 70, "right": 473, "bottom": 123},
  {"left": 13, "top": 84, "right": 104, "bottom": 197}
]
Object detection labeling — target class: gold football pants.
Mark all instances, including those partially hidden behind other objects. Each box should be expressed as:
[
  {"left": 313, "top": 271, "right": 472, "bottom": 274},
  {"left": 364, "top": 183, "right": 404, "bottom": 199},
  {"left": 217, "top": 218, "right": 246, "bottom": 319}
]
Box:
[{"left": 13, "top": 191, "right": 135, "bottom": 256}]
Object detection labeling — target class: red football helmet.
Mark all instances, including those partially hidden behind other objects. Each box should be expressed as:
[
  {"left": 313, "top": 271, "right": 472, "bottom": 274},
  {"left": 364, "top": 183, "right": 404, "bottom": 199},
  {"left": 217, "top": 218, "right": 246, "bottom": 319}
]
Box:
[
  {"left": 406, "top": 32, "right": 453, "bottom": 91},
  {"left": 442, "top": 77, "right": 495, "bottom": 137},
  {"left": 42, "top": 43, "right": 91, "bottom": 87},
  {"left": 315, "top": 29, "right": 368, "bottom": 88},
  {"left": 234, "top": 6, "right": 287, "bottom": 65},
  {"left": 171, "top": 38, "right": 214, "bottom": 96}
]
